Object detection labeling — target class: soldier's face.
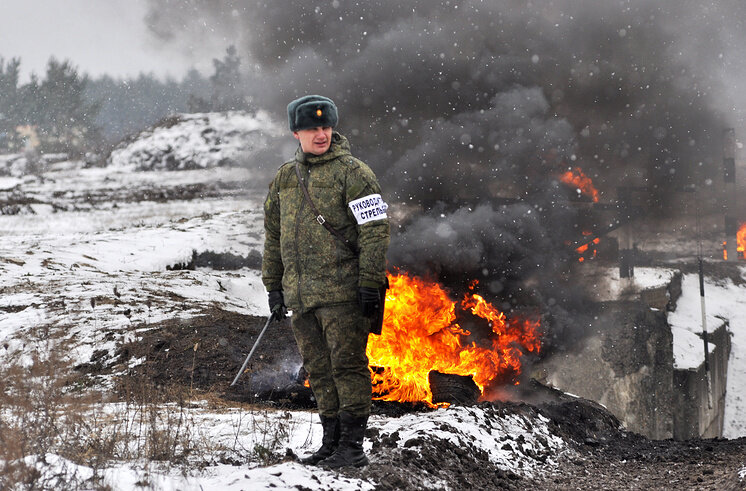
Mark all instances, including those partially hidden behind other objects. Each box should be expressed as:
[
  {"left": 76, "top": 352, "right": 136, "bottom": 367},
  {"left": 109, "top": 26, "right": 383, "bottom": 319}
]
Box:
[{"left": 294, "top": 126, "right": 333, "bottom": 155}]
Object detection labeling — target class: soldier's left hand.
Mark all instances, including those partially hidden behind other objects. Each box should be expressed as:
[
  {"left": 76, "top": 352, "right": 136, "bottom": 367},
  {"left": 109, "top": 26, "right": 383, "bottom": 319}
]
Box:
[
  {"left": 268, "top": 290, "right": 288, "bottom": 319},
  {"left": 357, "top": 287, "right": 380, "bottom": 318}
]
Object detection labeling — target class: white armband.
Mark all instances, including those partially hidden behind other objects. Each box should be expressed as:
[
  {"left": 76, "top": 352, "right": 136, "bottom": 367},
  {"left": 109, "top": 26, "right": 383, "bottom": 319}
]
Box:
[{"left": 348, "top": 194, "right": 388, "bottom": 225}]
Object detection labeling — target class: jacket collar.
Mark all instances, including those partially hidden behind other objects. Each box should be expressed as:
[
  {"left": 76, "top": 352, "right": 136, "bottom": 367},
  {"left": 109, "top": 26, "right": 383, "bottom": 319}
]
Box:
[{"left": 295, "top": 132, "right": 351, "bottom": 165}]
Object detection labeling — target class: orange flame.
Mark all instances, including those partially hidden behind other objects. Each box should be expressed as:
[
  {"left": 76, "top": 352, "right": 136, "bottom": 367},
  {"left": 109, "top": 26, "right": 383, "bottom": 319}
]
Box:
[
  {"left": 575, "top": 231, "right": 600, "bottom": 262},
  {"left": 366, "top": 272, "right": 541, "bottom": 407},
  {"left": 723, "top": 224, "right": 746, "bottom": 260},
  {"left": 560, "top": 167, "right": 600, "bottom": 202}
]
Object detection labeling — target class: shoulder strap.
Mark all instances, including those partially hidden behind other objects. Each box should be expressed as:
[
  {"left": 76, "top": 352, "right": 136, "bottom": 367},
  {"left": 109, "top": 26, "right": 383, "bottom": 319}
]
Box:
[{"left": 295, "top": 162, "right": 358, "bottom": 255}]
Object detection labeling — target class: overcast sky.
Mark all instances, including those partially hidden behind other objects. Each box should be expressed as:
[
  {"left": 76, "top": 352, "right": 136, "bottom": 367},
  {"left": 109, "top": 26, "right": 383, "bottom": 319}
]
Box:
[{"left": 0, "top": 0, "right": 220, "bottom": 80}]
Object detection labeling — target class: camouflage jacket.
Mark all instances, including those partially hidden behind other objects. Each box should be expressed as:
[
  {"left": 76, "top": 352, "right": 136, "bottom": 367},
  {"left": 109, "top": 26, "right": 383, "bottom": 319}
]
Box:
[{"left": 262, "top": 132, "right": 390, "bottom": 312}]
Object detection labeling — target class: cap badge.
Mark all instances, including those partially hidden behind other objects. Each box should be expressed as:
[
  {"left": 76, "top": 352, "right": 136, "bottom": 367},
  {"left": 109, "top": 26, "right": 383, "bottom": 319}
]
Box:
[{"left": 316, "top": 108, "right": 323, "bottom": 117}]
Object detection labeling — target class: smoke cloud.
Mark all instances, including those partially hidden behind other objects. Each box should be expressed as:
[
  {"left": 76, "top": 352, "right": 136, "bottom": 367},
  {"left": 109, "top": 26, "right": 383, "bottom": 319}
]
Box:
[{"left": 144, "top": 0, "right": 746, "bottom": 347}]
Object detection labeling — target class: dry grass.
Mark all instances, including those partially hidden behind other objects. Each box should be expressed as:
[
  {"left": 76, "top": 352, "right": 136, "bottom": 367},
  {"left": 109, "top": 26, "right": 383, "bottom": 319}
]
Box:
[
  {"left": 0, "top": 346, "right": 102, "bottom": 489},
  {"left": 0, "top": 343, "right": 209, "bottom": 489},
  {"left": 0, "top": 333, "right": 301, "bottom": 490}
]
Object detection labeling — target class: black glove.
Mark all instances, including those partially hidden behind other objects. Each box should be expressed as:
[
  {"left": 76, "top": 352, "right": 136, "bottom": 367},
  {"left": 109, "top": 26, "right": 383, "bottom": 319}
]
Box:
[
  {"left": 268, "top": 290, "right": 287, "bottom": 319},
  {"left": 357, "top": 286, "right": 380, "bottom": 318}
]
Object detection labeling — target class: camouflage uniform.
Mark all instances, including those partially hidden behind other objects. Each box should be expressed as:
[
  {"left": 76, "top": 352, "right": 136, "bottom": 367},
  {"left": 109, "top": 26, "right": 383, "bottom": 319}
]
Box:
[{"left": 262, "top": 132, "right": 389, "bottom": 418}]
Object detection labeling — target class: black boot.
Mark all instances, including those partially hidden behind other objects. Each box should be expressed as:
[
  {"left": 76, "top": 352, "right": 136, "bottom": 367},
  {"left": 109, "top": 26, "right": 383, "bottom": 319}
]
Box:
[
  {"left": 319, "top": 411, "right": 369, "bottom": 469},
  {"left": 299, "top": 414, "right": 340, "bottom": 465}
]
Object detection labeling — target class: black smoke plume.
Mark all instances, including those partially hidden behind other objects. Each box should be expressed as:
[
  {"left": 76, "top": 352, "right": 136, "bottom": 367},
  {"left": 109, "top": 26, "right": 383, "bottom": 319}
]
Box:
[{"left": 145, "top": 0, "right": 745, "bottom": 348}]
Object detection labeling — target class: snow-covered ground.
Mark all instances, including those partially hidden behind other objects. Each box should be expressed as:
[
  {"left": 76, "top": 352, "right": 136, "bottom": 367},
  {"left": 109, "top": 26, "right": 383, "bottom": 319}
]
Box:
[
  {"left": 587, "top": 266, "right": 678, "bottom": 302},
  {"left": 0, "top": 159, "right": 270, "bottom": 374}
]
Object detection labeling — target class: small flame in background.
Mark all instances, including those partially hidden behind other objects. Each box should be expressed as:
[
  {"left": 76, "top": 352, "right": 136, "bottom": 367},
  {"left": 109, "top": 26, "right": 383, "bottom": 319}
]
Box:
[
  {"left": 366, "top": 271, "right": 541, "bottom": 407},
  {"left": 560, "top": 167, "right": 600, "bottom": 203},
  {"left": 576, "top": 231, "right": 601, "bottom": 263},
  {"left": 722, "top": 223, "right": 746, "bottom": 260}
]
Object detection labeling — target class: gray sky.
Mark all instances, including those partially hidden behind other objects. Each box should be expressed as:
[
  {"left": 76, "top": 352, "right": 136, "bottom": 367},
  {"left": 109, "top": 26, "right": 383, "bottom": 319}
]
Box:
[{"left": 0, "top": 0, "right": 220, "bottom": 80}]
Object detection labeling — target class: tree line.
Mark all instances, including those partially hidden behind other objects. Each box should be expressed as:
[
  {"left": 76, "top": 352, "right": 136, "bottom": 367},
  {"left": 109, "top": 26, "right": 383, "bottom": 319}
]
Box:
[{"left": 0, "top": 46, "right": 249, "bottom": 157}]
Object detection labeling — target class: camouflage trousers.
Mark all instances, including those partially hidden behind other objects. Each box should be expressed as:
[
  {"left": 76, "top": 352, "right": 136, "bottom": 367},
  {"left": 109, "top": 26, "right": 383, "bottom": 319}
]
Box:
[{"left": 291, "top": 303, "right": 371, "bottom": 418}]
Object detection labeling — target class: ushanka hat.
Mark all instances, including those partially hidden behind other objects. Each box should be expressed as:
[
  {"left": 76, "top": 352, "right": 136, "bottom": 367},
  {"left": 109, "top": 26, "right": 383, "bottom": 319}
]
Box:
[{"left": 287, "top": 95, "right": 338, "bottom": 132}]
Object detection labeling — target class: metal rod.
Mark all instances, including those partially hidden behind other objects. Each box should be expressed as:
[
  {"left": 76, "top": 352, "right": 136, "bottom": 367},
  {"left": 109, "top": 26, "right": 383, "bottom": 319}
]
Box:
[{"left": 230, "top": 313, "right": 276, "bottom": 387}]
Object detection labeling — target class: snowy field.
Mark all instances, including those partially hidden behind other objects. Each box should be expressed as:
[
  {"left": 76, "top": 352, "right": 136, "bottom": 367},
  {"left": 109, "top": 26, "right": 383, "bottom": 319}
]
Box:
[
  {"left": 0, "top": 119, "right": 571, "bottom": 489},
  {"left": 0, "top": 164, "right": 268, "bottom": 373}
]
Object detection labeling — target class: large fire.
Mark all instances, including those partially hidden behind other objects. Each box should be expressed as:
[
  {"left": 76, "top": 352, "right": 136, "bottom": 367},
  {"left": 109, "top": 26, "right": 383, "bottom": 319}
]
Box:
[
  {"left": 366, "top": 272, "right": 541, "bottom": 407},
  {"left": 560, "top": 166, "right": 600, "bottom": 202}
]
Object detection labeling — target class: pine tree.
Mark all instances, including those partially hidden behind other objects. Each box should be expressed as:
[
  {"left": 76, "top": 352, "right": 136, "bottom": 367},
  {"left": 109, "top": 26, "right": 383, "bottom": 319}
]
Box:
[
  {"left": 36, "top": 58, "right": 101, "bottom": 154},
  {"left": 184, "top": 68, "right": 211, "bottom": 113},
  {"left": 209, "top": 45, "right": 247, "bottom": 111},
  {"left": 0, "top": 57, "right": 22, "bottom": 152}
]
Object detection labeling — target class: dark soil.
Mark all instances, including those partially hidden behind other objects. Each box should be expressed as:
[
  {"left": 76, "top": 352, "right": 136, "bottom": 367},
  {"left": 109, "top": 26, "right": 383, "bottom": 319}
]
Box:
[
  {"left": 166, "top": 249, "right": 263, "bottom": 271},
  {"left": 107, "top": 309, "right": 315, "bottom": 407},
  {"left": 526, "top": 432, "right": 746, "bottom": 490},
  {"left": 0, "top": 179, "right": 251, "bottom": 215},
  {"left": 93, "top": 310, "right": 746, "bottom": 490},
  {"left": 359, "top": 422, "right": 524, "bottom": 490}
]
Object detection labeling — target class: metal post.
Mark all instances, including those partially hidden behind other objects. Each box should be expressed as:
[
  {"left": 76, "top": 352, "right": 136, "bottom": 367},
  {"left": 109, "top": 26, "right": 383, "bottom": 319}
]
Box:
[
  {"left": 618, "top": 186, "right": 634, "bottom": 278},
  {"left": 698, "top": 258, "right": 713, "bottom": 410},
  {"left": 723, "top": 128, "right": 737, "bottom": 261}
]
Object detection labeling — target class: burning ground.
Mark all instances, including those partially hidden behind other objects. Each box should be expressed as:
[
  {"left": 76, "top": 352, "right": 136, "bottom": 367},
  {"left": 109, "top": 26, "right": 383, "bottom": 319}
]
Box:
[{"left": 2, "top": 113, "right": 746, "bottom": 489}]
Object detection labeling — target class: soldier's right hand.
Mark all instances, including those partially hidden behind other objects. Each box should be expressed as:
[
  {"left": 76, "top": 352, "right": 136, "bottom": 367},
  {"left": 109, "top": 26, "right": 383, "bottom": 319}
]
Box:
[{"left": 268, "top": 290, "right": 287, "bottom": 319}]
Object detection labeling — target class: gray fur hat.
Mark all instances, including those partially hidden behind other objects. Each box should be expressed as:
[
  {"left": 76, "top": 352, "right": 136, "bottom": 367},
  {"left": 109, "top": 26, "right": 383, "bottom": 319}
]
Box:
[{"left": 287, "top": 95, "right": 338, "bottom": 132}]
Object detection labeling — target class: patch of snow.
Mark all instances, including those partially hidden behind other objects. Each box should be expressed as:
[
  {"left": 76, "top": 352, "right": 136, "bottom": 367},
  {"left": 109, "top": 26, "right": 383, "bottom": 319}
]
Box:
[
  {"left": 0, "top": 307, "right": 48, "bottom": 366},
  {"left": 583, "top": 267, "right": 677, "bottom": 302},
  {"left": 671, "top": 326, "right": 716, "bottom": 370},
  {"left": 0, "top": 153, "right": 26, "bottom": 176},
  {"left": 0, "top": 176, "right": 21, "bottom": 190},
  {"left": 7, "top": 455, "right": 375, "bottom": 491}
]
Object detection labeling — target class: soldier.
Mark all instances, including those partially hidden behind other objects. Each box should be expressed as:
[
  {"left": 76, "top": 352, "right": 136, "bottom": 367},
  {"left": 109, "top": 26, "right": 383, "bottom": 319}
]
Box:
[{"left": 262, "top": 95, "right": 390, "bottom": 468}]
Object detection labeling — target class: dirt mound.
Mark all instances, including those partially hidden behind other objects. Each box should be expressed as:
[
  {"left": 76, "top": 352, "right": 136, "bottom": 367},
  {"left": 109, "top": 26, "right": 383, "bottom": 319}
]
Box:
[
  {"left": 107, "top": 111, "right": 283, "bottom": 172},
  {"left": 361, "top": 426, "right": 523, "bottom": 490},
  {"left": 539, "top": 398, "right": 623, "bottom": 446}
]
